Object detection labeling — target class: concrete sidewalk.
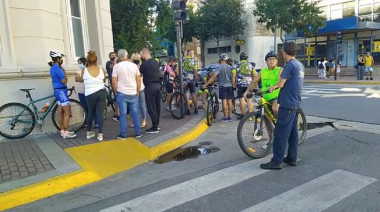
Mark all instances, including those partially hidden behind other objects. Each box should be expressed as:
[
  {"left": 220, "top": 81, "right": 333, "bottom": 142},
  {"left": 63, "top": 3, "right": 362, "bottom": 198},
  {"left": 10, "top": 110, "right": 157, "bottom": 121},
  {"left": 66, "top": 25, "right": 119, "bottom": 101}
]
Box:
[
  {"left": 304, "top": 76, "right": 380, "bottom": 85},
  {"left": 0, "top": 103, "right": 208, "bottom": 211}
]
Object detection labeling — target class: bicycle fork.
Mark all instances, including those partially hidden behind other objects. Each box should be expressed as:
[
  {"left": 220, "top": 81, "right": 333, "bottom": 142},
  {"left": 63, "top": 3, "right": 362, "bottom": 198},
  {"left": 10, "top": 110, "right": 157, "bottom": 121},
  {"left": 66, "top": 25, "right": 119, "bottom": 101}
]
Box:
[{"left": 253, "top": 106, "right": 265, "bottom": 140}]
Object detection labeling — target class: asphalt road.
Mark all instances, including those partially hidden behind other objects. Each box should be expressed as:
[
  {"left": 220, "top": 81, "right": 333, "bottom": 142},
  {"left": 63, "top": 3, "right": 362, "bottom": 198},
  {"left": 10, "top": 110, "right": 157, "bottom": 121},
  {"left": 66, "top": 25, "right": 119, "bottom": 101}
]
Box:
[
  {"left": 9, "top": 117, "right": 380, "bottom": 212},
  {"left": 301, "top": 83, "right": 380, "bottom": 125}
]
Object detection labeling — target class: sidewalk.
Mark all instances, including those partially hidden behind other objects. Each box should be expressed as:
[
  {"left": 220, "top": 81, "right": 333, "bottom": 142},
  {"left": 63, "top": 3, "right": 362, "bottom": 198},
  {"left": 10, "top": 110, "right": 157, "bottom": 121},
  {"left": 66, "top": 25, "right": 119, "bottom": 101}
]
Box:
[
  {"left": 0, "top": 103, "right": 208, "bottom": 211},
  {"left": 304, "top": 76, "right": 380, "bottom": 85}
]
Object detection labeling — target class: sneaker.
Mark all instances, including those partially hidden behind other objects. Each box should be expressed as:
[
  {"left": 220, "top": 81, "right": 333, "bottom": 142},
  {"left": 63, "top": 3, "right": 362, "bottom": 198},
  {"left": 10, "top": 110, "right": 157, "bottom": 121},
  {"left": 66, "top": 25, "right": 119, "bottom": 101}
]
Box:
[
  {"left": 117, "top": 134, "right": 126, "bottom": 140},
  {"left": 370, "top": 78, "right": 373, "bottom": 80},
  {"left": 194, "top": 108, "right": 198, "bottom": 114},
  {"left": 63, "top": 132, "right": 77, "bottom": 139},
  {"left": 113, "top": 115, "right": 119, "bottom": 121},
  {"left": 260, "top": 160, "right": 282, "bottom": 170},
  {"left": 221, "top": 117, "right": 229, "bottom": 122},
  {"left": 283, "top": 157, "right": 297, "bottom": 166},
  {"left": 186, "top": 109, "right": 191, "bottom": 115},
  {"left": 136, "top": 133, "right": 142, "bottom": 138},
  {"left": 97, "top": 133, "right": 103, "bottom": 141},
  {"left": 86, "top": 131, "right": 95, "bottom": 139},
  {"left": 227, "top": 117, "right": 232, "bottom": 122},
  {"left": 146, "top": 128, "right": 159, "bottom": 134}
]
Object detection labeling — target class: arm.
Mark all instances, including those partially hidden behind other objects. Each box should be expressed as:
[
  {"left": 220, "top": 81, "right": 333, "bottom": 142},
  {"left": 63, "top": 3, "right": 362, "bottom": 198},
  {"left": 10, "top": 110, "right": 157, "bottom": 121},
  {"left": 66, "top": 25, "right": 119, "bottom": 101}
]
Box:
[
  {"left": 111, "top": 65, "right": 118, "bottom": 93},
  {"left": 246, "top": 72, "right": 261, "bottom": 91},
  {"left": 136, "top": 73, "right": 141, "bottom": 95},
  {"left": 194, "top": 64, "right": 199, "bottom": 82},
  {"left": 75, "top": 70, "right": 83, "bottom": 82},
  {"left": 279, "top": 64, "right": 293, "bottom": 88},
  {"left": 204, "top": 73, "right": 218, "bottom": 87},
  {"left": 175, "top": 65, "right": 179, "bottom": 76},
  {"left": 232, "top": 69, "right": 237, "bottom": 88},
  {"left": 57, "top": 68, "right": 68, "bottom": 84},
  {"left": 102, "top": 68, "right": 107, "bottom": 83}
]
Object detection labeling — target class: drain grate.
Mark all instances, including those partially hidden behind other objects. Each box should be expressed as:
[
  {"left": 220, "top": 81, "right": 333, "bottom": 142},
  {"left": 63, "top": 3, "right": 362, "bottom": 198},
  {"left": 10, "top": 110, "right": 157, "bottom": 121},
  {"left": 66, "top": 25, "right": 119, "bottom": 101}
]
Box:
[{"left": 198, "top": 141, "right": 213, "bottom": 146}]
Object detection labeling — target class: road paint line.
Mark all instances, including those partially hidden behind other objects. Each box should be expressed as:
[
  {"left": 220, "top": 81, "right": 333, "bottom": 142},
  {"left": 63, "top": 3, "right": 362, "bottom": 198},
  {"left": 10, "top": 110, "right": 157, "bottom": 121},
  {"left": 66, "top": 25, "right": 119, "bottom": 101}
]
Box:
[
  {"left": 99, "top": 157, "right": 273, "bottom": 212},
  {"left": 340, "top": 88, "right": 362, "bottom": 92},
  {"left": 302, "top": 89, "right": 317, "bottom": 93},
  {"left": 321, "top": 94, "right": 367, "bottom": 97},
  {"left": 241, "top": 169, "right": 376, "bottom": 212},
  {"left": 301, "top": 97, "right": 309, "bottom": 99},
  {"left": 366, "top": 93, "right": 380, "bottom": 98}
]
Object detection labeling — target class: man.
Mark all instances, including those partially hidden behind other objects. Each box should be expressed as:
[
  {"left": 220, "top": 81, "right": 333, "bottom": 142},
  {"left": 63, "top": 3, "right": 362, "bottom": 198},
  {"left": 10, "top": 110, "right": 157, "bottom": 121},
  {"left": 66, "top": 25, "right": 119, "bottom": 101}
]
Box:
[
  {"left": 105, "top": 52, "right": 120, "bottom": 121},
  {"left": 244, "top": 51, "right": 282, "bottom": 117},
  {"left": 202, "top": 53, "right": 235, "bottom": 122},
  {"left": 183, "top": 50, "right": 199, "bottom": 115},
  {"left": 364, "top": 51, "right": 374, "bottom": 80},
  {"left": 140, "top": 48, "right": 161, "bottom": 133},
  {"left": 234, "top": 52, "right": 256, "bottom": 119},
  {"left": 357, "top": 54, "right": 365, "bottom": 80},
  {"left": 112, "top": 49, "right": 142, "bottom": 139},
  {"left": 259, "top": 42, "right": 304, "bottom": 170}
]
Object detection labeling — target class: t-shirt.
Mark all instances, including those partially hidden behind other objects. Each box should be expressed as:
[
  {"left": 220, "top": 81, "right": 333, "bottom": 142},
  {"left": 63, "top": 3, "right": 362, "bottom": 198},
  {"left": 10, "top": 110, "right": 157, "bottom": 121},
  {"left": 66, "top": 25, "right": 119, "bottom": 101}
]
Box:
[
  {"left": 214, "top": 64, "right": 234, "bottom": 87},
  {"left": 76, "top": 69, "right": 85, "bottom": 94},
  {"left": 278, "top": 59, "right": 304, "bottom": 109},
  {"left": 364, "top": 55, "right": 373, "bottom": 66},
  {"left": 50, "top": 64, "right": 67, "bottom": 89},
  {"left": 140, "top": 58, "right": 160, "bottom": 86},
  {"left": 112, "top": 61, "right": 140, "bottom": 95}
]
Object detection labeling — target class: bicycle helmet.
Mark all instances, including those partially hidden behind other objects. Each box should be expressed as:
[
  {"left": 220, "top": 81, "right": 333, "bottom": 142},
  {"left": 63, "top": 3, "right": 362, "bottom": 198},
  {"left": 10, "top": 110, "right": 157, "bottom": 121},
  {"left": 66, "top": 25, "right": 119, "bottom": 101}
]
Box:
[
  {"left": 219, "top": 53, "right": 229, "bottom": 61},
  {"left": 227, "top": 58, "right": 233, "bottom": 65},
  {"left": 50, "top": 50, "right": 65, "bottom": 58},
  {"left": 168, "top": 56, "right": 176, "bottom": 62},
  {"left": 265, "top": 51, "right": 278, "bottom": 61},
  {"left": 240, "top": 52, "right": 248, "bottom": 60}
]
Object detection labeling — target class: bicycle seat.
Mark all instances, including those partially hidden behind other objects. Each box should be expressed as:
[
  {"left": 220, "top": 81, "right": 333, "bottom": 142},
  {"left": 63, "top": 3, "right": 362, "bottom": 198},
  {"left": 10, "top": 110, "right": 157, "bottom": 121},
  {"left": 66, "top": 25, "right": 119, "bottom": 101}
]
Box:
[{"left": 20, "top": 88, "right": 35, "bottom": 92}]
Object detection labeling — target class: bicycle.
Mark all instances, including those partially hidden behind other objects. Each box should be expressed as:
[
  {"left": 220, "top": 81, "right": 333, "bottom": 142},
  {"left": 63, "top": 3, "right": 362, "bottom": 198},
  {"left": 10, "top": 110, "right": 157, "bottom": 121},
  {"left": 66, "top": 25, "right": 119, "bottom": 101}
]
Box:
[
  {"left": 104, "top": 85, "right": 116, "bottom": 120},
  {"left": 160, "top": 76, "right": 167, "bottom": 103},
  {"left": 202, "top": 84, "right": 219, "bottom": 126},
  {"left": 0, "top": 86, "right": 85, "bottom": 139},
  {"left": 168, "top": 79, "right": 188, "bottom": 119},
  {"left": 237, "top": 89, "right": 307, "bottom": 159}
]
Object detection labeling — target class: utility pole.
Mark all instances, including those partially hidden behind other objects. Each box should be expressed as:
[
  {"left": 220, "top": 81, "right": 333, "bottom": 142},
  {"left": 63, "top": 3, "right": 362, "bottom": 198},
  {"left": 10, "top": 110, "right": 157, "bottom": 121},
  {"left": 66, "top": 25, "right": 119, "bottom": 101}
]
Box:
[{"left": 335, "top": 31, "right": 342, "bottom": 81}]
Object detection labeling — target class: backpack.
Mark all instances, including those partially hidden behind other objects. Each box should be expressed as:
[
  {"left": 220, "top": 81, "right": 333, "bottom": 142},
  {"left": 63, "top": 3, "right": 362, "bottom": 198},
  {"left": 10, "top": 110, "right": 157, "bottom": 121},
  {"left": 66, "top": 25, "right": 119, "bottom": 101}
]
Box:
[{"left": 318, "top": 62, "right": 324, "bottom": 69}]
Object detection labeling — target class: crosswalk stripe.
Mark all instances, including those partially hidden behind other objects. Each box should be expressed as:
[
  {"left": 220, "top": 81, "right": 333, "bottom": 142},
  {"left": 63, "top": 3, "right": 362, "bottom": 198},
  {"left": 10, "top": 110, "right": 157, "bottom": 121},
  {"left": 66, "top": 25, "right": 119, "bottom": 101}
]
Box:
[
  {"left": 241, "top": 169, "right": 376, "bottom": 212},
  {"left": 99, "top": 157, "right": 273, "bottom": 212}
]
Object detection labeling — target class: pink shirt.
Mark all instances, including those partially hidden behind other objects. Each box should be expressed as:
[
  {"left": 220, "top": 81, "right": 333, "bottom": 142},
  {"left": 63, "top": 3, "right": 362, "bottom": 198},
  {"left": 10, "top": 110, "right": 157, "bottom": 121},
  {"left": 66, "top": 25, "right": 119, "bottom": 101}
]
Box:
[
  {"left": 165, "top": 64, "right": 175, "bottom": 76},
  {"left": 112, "top": 61, "right": 140, "bottom": 95},
  {"left": 76, "top": 69, "right": 85, "bottom": 94}
]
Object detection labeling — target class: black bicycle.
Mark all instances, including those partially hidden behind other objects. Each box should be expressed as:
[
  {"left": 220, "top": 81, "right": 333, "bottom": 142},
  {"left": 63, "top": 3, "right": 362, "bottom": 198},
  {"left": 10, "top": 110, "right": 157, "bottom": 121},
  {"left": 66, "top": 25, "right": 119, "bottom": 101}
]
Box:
[
  {"left": 104, "top": 85, "right": 116, "bottom": 120},
  {"left": 169, "top": 79, "right": 188, "bottom": 119},
  {"left": 204, "top": 84, "right": 219, "bottom": 126},
  {"left": 160, "top": 76, "right": 167, "bottom": 103}
]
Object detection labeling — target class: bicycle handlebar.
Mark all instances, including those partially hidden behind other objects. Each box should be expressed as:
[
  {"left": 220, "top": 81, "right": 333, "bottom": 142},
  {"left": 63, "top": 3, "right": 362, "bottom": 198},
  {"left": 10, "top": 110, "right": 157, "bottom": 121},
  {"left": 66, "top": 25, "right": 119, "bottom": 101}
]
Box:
[
  {"left": 246, "top": 88, "right": 277, "bottom": 98},
  {"left": 67, "top": 86, "right": 76, "bottom": 97}
]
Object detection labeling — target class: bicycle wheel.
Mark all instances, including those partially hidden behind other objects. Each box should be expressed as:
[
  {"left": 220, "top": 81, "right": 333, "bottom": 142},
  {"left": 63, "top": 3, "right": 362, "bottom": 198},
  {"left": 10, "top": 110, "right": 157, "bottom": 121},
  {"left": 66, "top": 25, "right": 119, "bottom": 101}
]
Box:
[
  {"left": 297, "top": 108, "right": 307, "bottom": 145},
  {"left": 103, "top": 102, "right": 108, "bottom": 120},
  {"left": 237, "top": 112, "right": 274, "bottom": 159},
  {"left": 52, "top": 99, "right": 85, "bottom": 132},
  {"left": 161, "top": 83, "right": 167, "bottom": 103},
  {"left": 169, "top": 92, "right": 188, "bottom": 119},
  {"left": 0, "top": 103, "right": 36, "bottom": 139},
  {"left": 213, "top": 93, "right": 219, "bottom": 119},
  {"left": 205, "top": 96, "right": 213, "bottom": 126}
]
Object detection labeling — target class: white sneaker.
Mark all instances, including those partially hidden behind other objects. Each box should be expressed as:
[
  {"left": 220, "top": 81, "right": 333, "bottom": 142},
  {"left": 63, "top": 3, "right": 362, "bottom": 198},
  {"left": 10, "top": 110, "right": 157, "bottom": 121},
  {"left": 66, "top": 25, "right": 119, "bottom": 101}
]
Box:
[
  {"left": 87, "top": 131, "right": 95, "bottom": 139},
  {"left": 63, "top": 132, "right": 77, "bottom": 139}
]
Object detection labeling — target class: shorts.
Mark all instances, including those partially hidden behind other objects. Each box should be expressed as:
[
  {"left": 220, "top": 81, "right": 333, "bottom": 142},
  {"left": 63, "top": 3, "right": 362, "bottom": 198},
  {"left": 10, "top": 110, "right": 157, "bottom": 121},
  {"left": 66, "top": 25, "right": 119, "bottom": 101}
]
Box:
[
  {"left": 184, "top": 80, "right": 196, "bottom": 94},
  {"left": 268, "top": 98, "right": 278, "bottom": 104},
  {"left": 219, "top": 86, "right": 234, "bottom": 100},
  {"left": 54, "top": 89, "right": 70, "bottom": 107},
  {"left": 365, "top": 66, "right": 373, "bottom": 72},
  {"left": 165, "top": 80, "right": 174, "bottom": 93},
  {"left": 237, "top": 85, "right": 250, "bottom": 98}
]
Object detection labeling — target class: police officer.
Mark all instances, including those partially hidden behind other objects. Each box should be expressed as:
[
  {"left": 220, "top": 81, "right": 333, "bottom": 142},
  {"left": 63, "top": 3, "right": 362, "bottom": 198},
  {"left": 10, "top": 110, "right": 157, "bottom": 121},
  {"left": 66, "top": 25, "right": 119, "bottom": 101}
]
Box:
[{"left": 183, "top": 50, "right": 199, "bottom": 115}]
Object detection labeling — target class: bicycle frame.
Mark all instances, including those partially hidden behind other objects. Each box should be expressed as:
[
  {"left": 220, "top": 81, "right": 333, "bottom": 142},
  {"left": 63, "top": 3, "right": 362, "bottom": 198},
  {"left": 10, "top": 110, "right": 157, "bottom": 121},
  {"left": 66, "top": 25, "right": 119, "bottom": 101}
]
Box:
[{"left": 15, "top": 94, "right": 57, "bottom": 124}]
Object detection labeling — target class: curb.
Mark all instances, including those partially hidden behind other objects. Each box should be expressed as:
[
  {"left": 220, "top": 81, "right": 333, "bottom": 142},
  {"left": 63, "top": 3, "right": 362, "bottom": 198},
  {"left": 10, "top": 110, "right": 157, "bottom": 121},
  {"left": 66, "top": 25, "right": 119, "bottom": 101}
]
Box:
[
  {"left": 305, "top": 80, "right": 380, "bottom": 85},
  {"left": 0, "top": 117, "right": 209, "bottom": 211}
]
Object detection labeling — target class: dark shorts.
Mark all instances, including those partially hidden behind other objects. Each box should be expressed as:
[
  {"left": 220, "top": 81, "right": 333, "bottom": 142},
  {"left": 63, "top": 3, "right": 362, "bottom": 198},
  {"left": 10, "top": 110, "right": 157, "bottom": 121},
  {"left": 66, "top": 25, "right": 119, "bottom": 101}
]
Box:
[
  {"left": 219, "top": 86, "right": 234, "bottom": 100},
  {"left": 237, "top": 85, "right": 250, "bottom": 99},
  {"left": 165, "top": 80, "right": 174, "bottom": 93},
  {"left": 184, "top": 80, "right": 196, "bottom": 94},
  {"left": 269, "top": 98, "right": 278, "bottom": 104}
]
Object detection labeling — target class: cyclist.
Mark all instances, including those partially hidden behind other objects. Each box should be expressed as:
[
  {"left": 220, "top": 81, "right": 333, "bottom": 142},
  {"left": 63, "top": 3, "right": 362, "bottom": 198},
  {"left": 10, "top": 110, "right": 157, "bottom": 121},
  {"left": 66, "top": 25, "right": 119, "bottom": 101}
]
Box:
[
  {"left": 244, "top": 51, "right": 282, "bottom": 117},
  {"left": 182, "top": 50, "right": 199, "bottom": 115},
  {"left": 234, "top": 52, "right": 256, "bottom": 119},
  {"left": 164, "top": 56, "right": 177, "bottom": 110},
  {"left": 197, "top": 67, "right": 217, "bottom": 109}
]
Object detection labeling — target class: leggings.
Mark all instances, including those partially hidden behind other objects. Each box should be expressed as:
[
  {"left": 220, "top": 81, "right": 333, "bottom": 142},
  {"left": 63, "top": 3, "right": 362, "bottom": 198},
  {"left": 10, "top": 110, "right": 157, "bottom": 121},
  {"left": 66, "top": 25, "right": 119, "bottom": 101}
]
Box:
[{"left": 85, "top": 88, "right": 107, "bottom": 133}]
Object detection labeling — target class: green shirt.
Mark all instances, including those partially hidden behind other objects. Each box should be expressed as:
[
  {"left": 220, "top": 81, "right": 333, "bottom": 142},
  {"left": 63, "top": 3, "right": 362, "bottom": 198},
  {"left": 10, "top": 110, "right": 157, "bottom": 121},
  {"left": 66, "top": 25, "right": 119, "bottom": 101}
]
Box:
[{"left": 261, "top": 67, "right": 281, "bottom": 101}]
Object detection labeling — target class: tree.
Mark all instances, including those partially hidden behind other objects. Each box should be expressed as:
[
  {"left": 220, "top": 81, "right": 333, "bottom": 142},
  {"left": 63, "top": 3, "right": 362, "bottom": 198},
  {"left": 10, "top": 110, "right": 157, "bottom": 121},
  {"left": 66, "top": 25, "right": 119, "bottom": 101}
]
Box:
[
  {"left": 197, "top": 0, "right": 247, "bottom": 54},
  {"left": 110, "top": 0, "right": 158, "bottom": 54},
  {"left": 253, "top": 0, "right": 326, "bottom": 43},
  {"left": 155, "top": 0, "right": 176, "bottom": 43}
]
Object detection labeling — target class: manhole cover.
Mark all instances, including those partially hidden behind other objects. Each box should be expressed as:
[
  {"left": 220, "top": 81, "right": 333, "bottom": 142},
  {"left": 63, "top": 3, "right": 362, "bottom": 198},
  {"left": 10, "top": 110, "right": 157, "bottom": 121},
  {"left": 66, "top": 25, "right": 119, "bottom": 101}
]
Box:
[{"left": 199, "top": 141, "right": 213, "bottom": 146}]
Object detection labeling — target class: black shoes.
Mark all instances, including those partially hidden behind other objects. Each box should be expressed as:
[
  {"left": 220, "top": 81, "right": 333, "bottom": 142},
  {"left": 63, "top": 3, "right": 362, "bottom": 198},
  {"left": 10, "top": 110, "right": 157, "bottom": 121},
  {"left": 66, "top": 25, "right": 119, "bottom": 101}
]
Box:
[{"left": 260, "top": 157, "right": 297, "bottom": 170}]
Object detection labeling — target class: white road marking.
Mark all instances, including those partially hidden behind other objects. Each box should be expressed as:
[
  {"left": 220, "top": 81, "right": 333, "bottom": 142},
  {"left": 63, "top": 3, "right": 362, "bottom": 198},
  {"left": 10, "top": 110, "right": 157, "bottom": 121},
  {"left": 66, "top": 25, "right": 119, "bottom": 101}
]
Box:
[{"left": 340, "top": 88, "right": 362, "bottom": 92}]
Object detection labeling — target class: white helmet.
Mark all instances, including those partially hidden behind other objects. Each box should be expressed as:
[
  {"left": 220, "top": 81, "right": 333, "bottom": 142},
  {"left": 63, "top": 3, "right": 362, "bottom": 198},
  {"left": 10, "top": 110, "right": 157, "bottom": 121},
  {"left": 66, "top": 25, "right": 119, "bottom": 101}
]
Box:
[{"left": 49, "top": 50, "right": 65, "bottom": 58}]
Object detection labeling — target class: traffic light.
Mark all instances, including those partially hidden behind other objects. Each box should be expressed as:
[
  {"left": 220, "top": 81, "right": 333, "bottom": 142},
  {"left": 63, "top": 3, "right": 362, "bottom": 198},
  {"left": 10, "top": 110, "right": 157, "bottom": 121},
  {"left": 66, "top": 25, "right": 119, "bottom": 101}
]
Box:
[
  {"left": 172, "top": 0, "right": 189, "bottom": 21},
  {"left": 336, "top": 31, "right": 342, "bottom": 44}
]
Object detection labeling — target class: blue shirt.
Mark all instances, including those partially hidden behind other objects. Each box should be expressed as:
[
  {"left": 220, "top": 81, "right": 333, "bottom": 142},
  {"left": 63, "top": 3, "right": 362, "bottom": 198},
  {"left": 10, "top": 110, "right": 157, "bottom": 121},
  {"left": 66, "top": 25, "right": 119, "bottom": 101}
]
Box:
[
  {"left": 50, "top": 64, "right": 67, "bottom": 89},
  {"left": 278, "top": 59, "right": 304, "bottom": 109}
]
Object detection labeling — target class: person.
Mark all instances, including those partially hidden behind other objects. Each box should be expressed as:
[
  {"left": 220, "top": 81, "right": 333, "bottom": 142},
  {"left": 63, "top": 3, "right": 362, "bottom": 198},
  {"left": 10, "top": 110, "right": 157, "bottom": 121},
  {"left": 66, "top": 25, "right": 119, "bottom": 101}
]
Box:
[
  {"left": 48, "top": 50, "right": 76, "bottom": 139},
  {"left": 202, "top": 53, "right": 235, "bottom": 122},
  {"left": 75, "top": 57, "right": 99, "bottom": 129},
  {"left": 140, "top": 48, "right": 161, "bottom": 133},
  {"left": 227, "top": 58, "right": 234, "bottom": 66},
  {"left": 357, "top": 54, "right": 365, "bottom": 80},
  {"left": 182, "top": 50, "right": 199, "bottom": 115},
  {"left": 131, "top": 53, "right": 147, "bottom": 128},
  {"left": 197, "top": 66, "right": 217, "bottom": 108},
  {"left": 364, "top": 51, "right": 374, "bottom": 80},
  {"left": 329, "top": 58, "right": 335, "bottom": 78},
  {"left": 78, "top": 51, "right": 107, "bottom": 141},
  {"left": 244, "top": 51, "right": 282, "bottom": 117},
  {"left": 317, "top": 57, "right": 328, "bottom": 79},
  {"left": 260, "top": 42, "right": 304, "bottom": 170},
  {"left": 105, "top": 52, "right": 120, "bottom": 121},
  {"left": 112, "top": 49, "right": 142, "bottom": 139},
  {"left": 165, "top": 56, "right": 177, "bottom": 111},
  {"left": 234, "top": 52, "right": 256, "bottom": 119}
]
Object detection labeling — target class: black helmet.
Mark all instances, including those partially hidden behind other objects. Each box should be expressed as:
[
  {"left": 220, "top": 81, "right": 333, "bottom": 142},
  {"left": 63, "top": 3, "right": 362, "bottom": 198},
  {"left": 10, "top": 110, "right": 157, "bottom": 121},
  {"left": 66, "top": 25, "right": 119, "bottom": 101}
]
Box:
[
  {"left": 240, "top": 52, "right": 248, "bottom": 60},
  {"left": 265, "top": 51, "right": 278, "bottom": 61},
  {"left": 227, "top": 58, "right": 233, "bottom": 65},
  {"left": 168, "top": 56, "right": 176, "bottom": 62},
  {"left": 219, "top": 53, "right": 229, "bottom": 61}
]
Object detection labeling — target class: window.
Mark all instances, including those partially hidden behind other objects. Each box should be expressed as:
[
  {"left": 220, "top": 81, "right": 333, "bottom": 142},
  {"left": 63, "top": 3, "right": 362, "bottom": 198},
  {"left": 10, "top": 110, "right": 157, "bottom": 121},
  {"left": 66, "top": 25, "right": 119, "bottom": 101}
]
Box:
[
  {"left": 359, "top": 5, "right": 373, "bottom": 16},
  {"left": 318, "top": 6, "right": 328, "bottom": 20},
  {"left": 67, "top": 0, "right": 87, "bottom": 59},
  {"left": 343, "top": 1, "right": 355, "bottom": 18},
  {"left": 330, "top": 4, "right": 342, "bottom": 20},
  {"left": 207, "top": 46, "right": 231, "bottom": 54}
]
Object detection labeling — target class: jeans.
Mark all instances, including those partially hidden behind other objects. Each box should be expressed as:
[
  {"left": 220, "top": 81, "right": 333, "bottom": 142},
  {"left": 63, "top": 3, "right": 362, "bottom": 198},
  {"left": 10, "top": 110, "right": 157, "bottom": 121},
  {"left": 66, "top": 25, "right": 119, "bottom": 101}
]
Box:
[
  {"left": 139, "top": 89, "right": 147, "bottom": 120},
  {"left": 78, "top": 93, "right": 98, "bottom": 126},
  {"left": 357, "top": 66, "right": 365, "bottom": 79},
  {"left": 116, "top": 92, "right": 141, "bottom": 136},
  {"left": 272, "top": 107, "right": 299, "bottom": 163}
]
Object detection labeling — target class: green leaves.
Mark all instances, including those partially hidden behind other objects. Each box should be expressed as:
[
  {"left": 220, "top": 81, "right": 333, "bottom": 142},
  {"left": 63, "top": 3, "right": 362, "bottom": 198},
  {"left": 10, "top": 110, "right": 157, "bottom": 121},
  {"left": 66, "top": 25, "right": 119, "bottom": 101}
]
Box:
[{"left": 253, "top": 0, "right": 326, "bottom": 37}]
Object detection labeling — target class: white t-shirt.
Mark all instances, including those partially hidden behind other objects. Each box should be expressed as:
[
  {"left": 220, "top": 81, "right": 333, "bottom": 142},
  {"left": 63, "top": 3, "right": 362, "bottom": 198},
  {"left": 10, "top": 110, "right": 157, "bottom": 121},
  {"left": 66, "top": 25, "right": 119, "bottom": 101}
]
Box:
[{"left": 112, "top": 61, "right": 140, "bottom": 95}]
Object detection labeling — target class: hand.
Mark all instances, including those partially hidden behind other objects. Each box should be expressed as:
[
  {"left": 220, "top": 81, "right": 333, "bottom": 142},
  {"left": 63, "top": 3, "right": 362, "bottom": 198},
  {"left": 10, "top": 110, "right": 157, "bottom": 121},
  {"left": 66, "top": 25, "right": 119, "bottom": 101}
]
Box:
[
  {"left": 202, "top": 84, "right": 206, "bottom": 89},
  {"left": 243, "top": 92, "right": 248, "bottom": 98},
  {"left": 268, "top": 86, "right": 276, "bottom": 93}
]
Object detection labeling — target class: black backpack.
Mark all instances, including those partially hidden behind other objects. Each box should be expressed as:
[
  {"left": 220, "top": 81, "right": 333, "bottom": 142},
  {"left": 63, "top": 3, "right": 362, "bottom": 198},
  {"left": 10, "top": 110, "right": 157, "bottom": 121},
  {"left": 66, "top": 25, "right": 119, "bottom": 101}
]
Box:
[{"left": 318, "top": 62, "right": 324, "bottom": 69}]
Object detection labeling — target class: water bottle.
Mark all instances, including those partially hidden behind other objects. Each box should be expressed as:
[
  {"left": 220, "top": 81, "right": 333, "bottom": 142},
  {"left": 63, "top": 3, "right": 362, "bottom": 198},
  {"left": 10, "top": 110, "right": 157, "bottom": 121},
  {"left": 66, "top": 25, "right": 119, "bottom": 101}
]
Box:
[{"left": 42, "top": 103, "right": 49, "bottom": 112}]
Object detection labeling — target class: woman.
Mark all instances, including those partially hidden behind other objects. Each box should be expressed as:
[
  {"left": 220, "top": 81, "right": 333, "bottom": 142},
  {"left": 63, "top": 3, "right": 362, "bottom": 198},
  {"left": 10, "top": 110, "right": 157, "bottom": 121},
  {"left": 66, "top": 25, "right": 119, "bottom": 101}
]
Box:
[
  {"left": 130, "top": 53, "right": 147, "bottom": 127},
  {"left": 75, "top": 57, "right": 99, "bottom": 129},
  {"left": 76, "top": 51, "right": 107, "bottom": 141},
  {"left": 48, "top": 50, "right": 76, "bottom": 139},
  {"left": 165, "top": 56, "right": 177, "bottom": 111}
]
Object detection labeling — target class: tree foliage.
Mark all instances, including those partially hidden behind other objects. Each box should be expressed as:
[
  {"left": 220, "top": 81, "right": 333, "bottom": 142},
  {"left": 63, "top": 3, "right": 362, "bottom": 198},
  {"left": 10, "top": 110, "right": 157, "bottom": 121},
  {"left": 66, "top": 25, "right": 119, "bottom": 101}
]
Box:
[
  {"left": 110, "top": 0, "right": 158, "bottom": 54},
  {"left": 253, "top": 0, "right": 326, "bottom": 42},
  {"left": 197, "top": 0, "right": 247, "bottom": 54},
  {"left": 155, "top": 0, "right": 176, "bottom": 43}
]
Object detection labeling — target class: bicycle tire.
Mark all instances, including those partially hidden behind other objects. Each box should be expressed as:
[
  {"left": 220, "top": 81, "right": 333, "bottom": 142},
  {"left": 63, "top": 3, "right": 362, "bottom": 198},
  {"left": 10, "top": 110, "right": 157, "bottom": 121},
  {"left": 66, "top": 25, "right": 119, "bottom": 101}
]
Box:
[
  {"left": 103, "top": 102, "right": 108, "bottom": 120},
  {"left": 213, "top": 93, "right": 219, "bottom": 119},
  {"left": 169, "top": 92, "right": 188, "bottom": 119},
  {"left": 161, "top": 83, "right": 167, "bottom": 103},
  {"left": 52, "top": 99, "right": 85, "bottom": 132},
  {"left": 0, "top": 102, "right": 36, "bottom": 139},
  {"left": 237, "top": 112, "right": 274, "bottom": 159},
  {"left": 297, "top": 108, "right": 307, "bottom": 145},
  {"left": 206, "top": 96, "right": 213, "bottom": 126}
]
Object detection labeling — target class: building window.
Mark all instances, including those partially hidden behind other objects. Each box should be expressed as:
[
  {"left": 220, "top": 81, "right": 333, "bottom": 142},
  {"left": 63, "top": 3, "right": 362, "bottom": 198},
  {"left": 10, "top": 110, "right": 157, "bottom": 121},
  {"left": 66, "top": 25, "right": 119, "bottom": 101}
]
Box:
[
  {"left": 207, "top": 46, "right": 231, "bottom": 54},
  {"left": 359, "top": 4, "right": 373, "bottom": 21},
  {"left": 318, "top": 6, "right": 328, "bottom": 20},
  {"left": 67, "top": 0, "right": 87, "bottom": 59},
  {"left": 343, "top": 1, "right": 355, "bottom": 18},
  {"left": 330, "top": 4, "right": 342, "bottom": 20}
]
